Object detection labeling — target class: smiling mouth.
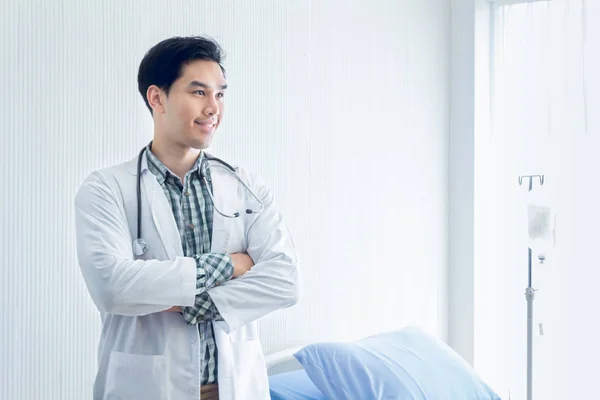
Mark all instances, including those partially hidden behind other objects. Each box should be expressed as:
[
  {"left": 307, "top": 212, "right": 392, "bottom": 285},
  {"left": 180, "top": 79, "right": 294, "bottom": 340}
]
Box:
[
  {"left": 194, "top": 119, "right": 217, "bottom": 133},
  {"left": 194, "top": 119, "right": 216, "bottom": 128}
]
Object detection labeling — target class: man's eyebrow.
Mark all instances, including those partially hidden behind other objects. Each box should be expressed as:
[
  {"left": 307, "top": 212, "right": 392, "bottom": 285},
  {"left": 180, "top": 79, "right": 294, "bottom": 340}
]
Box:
[{"left": 188, "top": 80, "right": 228, "bottom": 90}]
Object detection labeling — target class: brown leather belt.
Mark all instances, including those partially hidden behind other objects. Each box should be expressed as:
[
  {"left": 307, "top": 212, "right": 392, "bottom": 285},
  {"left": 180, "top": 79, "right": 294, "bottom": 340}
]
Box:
[{"left": 200, "top": 384, "right": 219, "bottom": 400}]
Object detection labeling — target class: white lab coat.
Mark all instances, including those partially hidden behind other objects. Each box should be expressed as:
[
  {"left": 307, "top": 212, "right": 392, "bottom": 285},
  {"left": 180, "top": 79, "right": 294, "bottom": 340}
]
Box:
[{"left": 74, "top": 152, "right": 300, "bottom": 400}]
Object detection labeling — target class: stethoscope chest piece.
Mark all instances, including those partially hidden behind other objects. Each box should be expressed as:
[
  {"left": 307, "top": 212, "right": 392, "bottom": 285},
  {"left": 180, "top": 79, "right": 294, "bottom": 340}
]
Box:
[{"left": 133, "top": 238, "right": 148, "bottom": 257}]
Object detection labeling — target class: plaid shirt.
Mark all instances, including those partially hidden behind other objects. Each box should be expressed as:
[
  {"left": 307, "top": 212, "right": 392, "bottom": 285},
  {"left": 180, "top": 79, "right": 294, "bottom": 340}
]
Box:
[{"left": 146, "top": 146, "right": 234, "bottom": 385}]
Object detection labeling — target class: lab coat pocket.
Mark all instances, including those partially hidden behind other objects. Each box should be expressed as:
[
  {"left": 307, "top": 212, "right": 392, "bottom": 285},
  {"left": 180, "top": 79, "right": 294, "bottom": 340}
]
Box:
[{"left": 104, "top": 351, "right": 167, "bottom": 400}]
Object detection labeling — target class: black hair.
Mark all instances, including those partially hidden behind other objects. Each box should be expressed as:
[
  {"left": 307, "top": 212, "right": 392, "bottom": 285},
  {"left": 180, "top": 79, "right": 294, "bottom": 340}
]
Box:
[{"left": 137, "top": 36, "right": 226, "bottom": 114}]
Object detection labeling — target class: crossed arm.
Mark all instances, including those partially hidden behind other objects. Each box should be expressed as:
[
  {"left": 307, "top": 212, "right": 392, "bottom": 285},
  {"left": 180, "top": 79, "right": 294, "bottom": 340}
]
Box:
[
  {"left": 166, "top": 252, "right": 254, "bottom": 324},
  {"left": 75, "top": 170, "right": 298, "bottom": 327}
]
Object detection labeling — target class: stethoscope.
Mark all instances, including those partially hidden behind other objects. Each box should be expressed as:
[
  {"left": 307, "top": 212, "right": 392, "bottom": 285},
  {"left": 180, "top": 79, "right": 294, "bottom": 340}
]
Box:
[{"left": 132, "top": 145, "right": 264, "bottom": 257}]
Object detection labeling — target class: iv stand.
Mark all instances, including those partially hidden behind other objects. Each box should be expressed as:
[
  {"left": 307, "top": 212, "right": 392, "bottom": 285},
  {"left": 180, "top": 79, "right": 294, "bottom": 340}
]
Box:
[{"left": 518, "top": 174, "right": 544, "bottom": 400}]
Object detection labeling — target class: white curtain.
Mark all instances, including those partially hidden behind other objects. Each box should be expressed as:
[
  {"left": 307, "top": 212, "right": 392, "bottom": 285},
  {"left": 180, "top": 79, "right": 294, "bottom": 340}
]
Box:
[{"left": 475, "top": 1, "right": 599, "bottom": 399}]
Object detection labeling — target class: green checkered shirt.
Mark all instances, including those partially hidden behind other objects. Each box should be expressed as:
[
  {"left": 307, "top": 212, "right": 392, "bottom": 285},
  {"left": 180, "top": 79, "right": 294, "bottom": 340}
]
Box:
[{"left": 146, "top": 145, "right": 234, "bottom": 385}]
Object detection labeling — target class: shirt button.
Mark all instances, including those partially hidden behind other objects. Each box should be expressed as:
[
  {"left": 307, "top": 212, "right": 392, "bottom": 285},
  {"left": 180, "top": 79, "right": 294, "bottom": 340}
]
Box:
[
  {"left": 188, "top": 223, "right": 195, "bottom": 229},
  {"left": 189, "top": 337, "right": 197, "bottom": 344},
  {"left": 185, "top": 191, "right": 190, "bottom": 196},
  {"left": 188, "top": 388, "right": 196, "bottom": 395}
]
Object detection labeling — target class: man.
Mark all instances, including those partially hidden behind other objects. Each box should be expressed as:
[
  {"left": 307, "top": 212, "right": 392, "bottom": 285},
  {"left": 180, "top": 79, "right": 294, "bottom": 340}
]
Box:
[{"left": 75, "top": 36, "right": 300, "bottom": 400}]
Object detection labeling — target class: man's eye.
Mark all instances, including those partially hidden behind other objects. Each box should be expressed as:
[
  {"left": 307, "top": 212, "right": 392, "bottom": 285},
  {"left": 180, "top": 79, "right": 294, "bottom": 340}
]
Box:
[
  {"left": 216, "top": 93, "right": 224, "bottom": 98},
  {"left": 194, "top": 90, "right": 205, "bottom": 95}
]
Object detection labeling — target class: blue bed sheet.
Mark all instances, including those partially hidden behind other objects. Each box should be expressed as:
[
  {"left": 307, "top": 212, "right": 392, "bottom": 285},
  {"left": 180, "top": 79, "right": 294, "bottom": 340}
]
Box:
[{"left": 268, "top": 369, "right": 326, "bottom": 400}]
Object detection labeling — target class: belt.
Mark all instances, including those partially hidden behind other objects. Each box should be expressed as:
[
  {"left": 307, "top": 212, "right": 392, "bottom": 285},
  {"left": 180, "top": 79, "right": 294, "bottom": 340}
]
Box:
[{"left": 200, "top": 384, "right": 219, "bottom": 400}]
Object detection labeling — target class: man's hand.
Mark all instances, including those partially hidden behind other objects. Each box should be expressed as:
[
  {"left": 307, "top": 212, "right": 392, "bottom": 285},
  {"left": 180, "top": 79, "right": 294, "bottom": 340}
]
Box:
[
  {"left": 164, "top": 253, "right": 253, "bottom": 313},
  {"left": 230, "top": 252, "right": 254, "bottom": 278}
]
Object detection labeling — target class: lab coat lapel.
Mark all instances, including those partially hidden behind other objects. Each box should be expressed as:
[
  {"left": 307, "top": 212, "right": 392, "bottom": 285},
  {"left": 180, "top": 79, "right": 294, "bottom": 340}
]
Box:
[
  {"left": 209, "top": 165, "right": 232, "bottom": 253},
  {"left": 141, "top": 167, "right": 183, "bottom": 259}
]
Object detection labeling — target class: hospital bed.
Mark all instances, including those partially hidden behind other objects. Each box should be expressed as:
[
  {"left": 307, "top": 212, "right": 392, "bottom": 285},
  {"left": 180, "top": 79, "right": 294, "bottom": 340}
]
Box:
[
  {"left": 267, "top": 346, "right": 325, "bottom": 400},
  {"left": 265, "top": 327, "right": 502, "bottom": 400}
]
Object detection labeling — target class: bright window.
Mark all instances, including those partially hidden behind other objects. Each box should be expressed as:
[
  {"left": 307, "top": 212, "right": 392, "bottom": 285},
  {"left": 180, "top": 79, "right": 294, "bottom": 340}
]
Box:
[{"left": 475, "top": 1, "right": 599, "bottom": 399}]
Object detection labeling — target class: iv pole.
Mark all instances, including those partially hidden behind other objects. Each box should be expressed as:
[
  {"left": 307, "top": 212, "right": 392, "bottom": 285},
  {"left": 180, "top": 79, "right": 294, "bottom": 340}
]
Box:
[{"left": 518, "top": 174, "right": 544, "bottom": 400}]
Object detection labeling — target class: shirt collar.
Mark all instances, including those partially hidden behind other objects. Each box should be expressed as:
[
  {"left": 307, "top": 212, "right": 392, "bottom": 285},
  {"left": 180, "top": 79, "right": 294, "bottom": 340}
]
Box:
[{"left": 145, "top": 143, "right": 204, "bottom": 184}]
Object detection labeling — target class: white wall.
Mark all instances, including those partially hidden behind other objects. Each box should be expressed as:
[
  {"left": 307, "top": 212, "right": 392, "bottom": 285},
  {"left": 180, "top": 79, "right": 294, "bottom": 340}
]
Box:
[
  {"left": 0, "top": 0, "right": 451, "bottom": 398},
  {"left": 449, "top": 0, "right": 476, "bottom": 366},
  {"left": 449, "top": 0, "right": 495, "bottom": 368}
]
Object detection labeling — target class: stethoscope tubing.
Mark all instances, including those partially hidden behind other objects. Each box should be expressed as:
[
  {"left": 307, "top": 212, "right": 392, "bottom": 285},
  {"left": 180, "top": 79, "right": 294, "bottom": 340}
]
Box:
[{"left": 133, "top": 145, "right": 264, "bottom": 256}]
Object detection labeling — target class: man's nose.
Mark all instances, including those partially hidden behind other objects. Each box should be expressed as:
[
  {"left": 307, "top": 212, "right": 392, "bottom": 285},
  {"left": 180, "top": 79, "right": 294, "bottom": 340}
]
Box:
[{"left": 204, "top": 97, "right": 219, "bottom": 117}]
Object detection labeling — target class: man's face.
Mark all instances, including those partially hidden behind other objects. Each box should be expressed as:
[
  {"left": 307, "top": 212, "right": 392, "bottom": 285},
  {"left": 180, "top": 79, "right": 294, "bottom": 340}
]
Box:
[{"left": 158, "top": 59, "right": 227, "bottom": 150}]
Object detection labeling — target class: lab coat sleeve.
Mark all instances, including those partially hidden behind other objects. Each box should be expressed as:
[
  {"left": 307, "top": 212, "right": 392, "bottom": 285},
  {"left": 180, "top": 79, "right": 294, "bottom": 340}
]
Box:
[
  {"left": 208, "top": 170, "right": 300, "bottom": 333},
  {"left": 74, "top": 171, "right": 197, "bottom": 316}
]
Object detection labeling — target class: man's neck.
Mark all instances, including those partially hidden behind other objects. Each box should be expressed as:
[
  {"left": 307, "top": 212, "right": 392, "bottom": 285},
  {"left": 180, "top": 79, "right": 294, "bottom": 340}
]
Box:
[{"left": 150, "top": 138, "right": 201, "bottom": 181}]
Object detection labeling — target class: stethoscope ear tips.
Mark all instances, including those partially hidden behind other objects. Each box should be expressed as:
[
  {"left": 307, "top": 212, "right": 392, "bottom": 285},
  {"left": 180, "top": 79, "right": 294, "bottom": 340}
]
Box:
[{"left": 231, "top": 210, "right": 252, "bottom": 218}]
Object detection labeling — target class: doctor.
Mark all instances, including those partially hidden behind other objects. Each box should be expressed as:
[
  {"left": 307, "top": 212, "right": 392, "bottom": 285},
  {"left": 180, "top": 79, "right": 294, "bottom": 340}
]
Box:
[{"left": 74, "top": 36, "right": 300, "bottom": 400}]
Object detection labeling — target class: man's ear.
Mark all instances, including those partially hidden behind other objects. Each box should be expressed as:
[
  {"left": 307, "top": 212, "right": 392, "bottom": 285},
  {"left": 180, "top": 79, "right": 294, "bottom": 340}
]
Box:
[{"left": 147, "top": 85, "right": 166, "bottom": 114}]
